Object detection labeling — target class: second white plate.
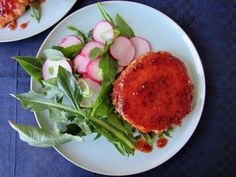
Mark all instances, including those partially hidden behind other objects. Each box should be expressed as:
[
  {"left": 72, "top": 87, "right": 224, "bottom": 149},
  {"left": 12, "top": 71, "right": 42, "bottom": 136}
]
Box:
[{"left": 0, "top": 0, "right": 77, "bottom": 42}]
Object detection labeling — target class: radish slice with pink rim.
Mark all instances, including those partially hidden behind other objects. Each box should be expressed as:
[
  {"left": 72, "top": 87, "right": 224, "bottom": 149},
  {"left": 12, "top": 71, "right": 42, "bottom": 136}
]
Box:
[
  {"left": 130, "top": 37, "right": 151, "bottom": 59},
  {"left": 109, "top": 36, "right": 135, "bottom": 66},
  {"left": 78, "top": 78, "right": 101, "bottom": 108},
  {"left": 93, "top": 20, "right": 114, "bottom": 44},
  {"left": 74, "top": 54, "right": 90, "bottom": 74},
  {"left": 58, "top": 35, "right": 81, "bottom": 48},
  {"left": 42, "top": 59, "right": 72, "bottom": 80},
  {"left": 86, "top": 58, "right": 103, "bottom": 82},
  {"left": 81, "top": 41, "right": 104, "bottom": 59}
]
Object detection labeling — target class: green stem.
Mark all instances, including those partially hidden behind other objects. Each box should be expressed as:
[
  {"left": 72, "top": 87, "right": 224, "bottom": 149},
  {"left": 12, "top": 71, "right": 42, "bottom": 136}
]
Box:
[{"left": 90, "top": 117, "right": 135, "bottom": 149}]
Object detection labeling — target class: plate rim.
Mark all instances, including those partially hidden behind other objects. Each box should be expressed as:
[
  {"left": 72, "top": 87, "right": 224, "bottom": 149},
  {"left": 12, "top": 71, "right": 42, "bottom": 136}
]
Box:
[
  {"left": 0, "top": 0, "right": 77, "bottom": 43},
  {"left": 31, "top": 1, "right": 206, "bottom": 175}
]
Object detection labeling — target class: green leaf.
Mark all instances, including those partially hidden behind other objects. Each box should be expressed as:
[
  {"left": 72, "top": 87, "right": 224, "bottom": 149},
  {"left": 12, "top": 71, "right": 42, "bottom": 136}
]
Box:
[
  {"left": 48, "top": 108, "right": 68, "bottom": 122},
  {"left": 44, "top": 49, "right": 65, "bottom": 61},
  {"left": 87, "top": 29, "right": 94, "bottom": 42},
  {"left": 97, "top": 2, "right": 114, "bottom": 25},
  {"left": 107, "top": 113, "right": 126, "bottom": 132},
  {"left": 142, "top": 132, "right": 155, "bottom": 145},
  {"left": 57, "top": 67, "right": 82, "bottom": 109},
  {"left": 68, "top": 26, "right": 86, "bottom": 43},
  {"left": 51, "top": 46, "right": 64, "bottom": 51},
  {"left": 62, "top": 124, "right": 85, "bottom": 136},
  {"left": 93, "top": 133, "right": 101, "bottom": 140},
  {"left": 12, "top": 56, "right": 44, "bottom": 82},
  {"left": 115, "top": 14, "right": 135, "bottom": 37},
  {"left": 89, "top": 47, "right": 103, "bottom": 60},
  {"left": 62, "top": 44, "right": 83, "bottom": 59},
  {"left": 74, "top": 117, "right": 93, "bottom": 135},
  {"left": 30, "top": 1, "right": 41, "bottom": 23},
  {"left": 99, "top": 53, "right": 117, "bottom": 83},
  {"left": 91, "top": 118, "right": 135, "bottom": 155},
  {"left": 11, "top": 91, "right": 81, "bottom": 116},
  {"left": 9, "top": 121, "right": 82, "bottom": 147},
  {"left": 52, "top": 44, "right": 83, "bottom": 59},
  {"left": 91, "top": 83, "right": 113, "bottom": 117},
  {"left": 91, "top": 54, "right": 117, "bottom": 117}
]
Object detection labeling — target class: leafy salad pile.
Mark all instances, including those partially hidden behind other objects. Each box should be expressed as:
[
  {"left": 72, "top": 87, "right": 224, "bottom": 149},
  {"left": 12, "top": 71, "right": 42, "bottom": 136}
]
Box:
[{"left": 9, "top": 3, "right": 172, "bottom": 156}]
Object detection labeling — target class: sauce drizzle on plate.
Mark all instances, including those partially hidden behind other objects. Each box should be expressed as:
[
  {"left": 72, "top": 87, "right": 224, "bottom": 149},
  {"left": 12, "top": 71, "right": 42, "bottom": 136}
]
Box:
[
  {"left": 8, "top": 20, "right": 17, "bottom": 31},
  {"left": 20, "top": 21, "right": 29, "bottom": 30},
  {"left": 135, "top": 138, "right": 153, "bottom": 153},
  {"left": 156, "top": 137, "right": 168, "bottom": 148}
]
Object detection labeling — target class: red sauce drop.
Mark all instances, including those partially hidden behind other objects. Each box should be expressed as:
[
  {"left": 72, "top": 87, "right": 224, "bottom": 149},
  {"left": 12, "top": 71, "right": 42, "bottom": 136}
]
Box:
[
  {"left": 20, "top": 21, "right": 29, "bottom": 30},
  {"left": 135, "top": 138, "right": 153, "bottom": 153},
  {"left": 156, "top": 137, "right": 168, "bottom": 148},
  {"left": 40, "top": 0, "right": 46, "bottom": 4},
  {"left": 8, "top": 20, "right": 18, "bottom": 31}
]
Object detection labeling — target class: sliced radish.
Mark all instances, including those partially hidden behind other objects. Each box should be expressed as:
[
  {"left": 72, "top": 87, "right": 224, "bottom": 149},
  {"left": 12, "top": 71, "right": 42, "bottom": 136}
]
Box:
[
  {"left": 78, "top": 78, "right": 101, "bottom": 108},
  {"left": 86, "top": 58, "right": 103, "bottom": 82},
  {"left": 93, "top": 20, "right": 114, "bottom": 44},
  {"left": 130, "top": 37, "right": 151, "bottom": 59},
  {"left": 58, "top": 35, "right": 81, "bottom": 48},
  {"left": 73, "top": 53, "right": 90, "bottom": 74},
  {"left": 81, "top": 41, "right": 104, "bottom": 59},
  {"left": 117, "top": 66, "right": 124, "bottom": 74},
  {"left": 42, "top": 59, "right": 72, "bottom": 80},
  {"left": 109, "top": 36, "right": 135, "bottom": 66}
]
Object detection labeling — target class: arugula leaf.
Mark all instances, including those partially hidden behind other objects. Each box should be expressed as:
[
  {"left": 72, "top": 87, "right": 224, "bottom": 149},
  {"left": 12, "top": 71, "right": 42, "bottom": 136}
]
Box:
[
  {"left": 91, "top": 54, "right": 117, "bottom": 117},
  {"left": 9, "top": 121, "right": 82, "bottom": 147},
  {"left": 63, "top": 44, "right": 83, "bottom": 59},
  {"left": 30, "top": 1, "right": 41, "bottom": 23},
  {"left": 74, "top": 117, "right": 93, "bottom": 135},
  {"left": 99, "top": 53, "right": 117, "bottom": 83},
  {"left": 48, "top": 108, "right": 68, "bottom": 122},
  {"left": 142, "top": 132, "right": 155, "bottom": 145},
  {"left": 91, "top": 118, "right": 135, "bottom": 155},
  {"left": 91, "top": 83, "right": 114, "bottom": 117},
  {"left": 57, "top": 67, "right": 82, "bottom": 109},
  {"left": 12, "top": 56, "right": 44, "bottom": 82},
  {"left": 89, "top": 47, "right": 103, "bottom": 60},
  {"left": 44, "top": 49, "right": 65, "bottom": 61},
  {"left": 62, "top": 124, "right": 85, "bottom": 136},
  {"left": 97, "top": 2, "right": 114, "bottom": 25},
  {"left": 115, "top": 14, "right": 135, "bottom": 37},
  {"left": 158, "top": 128, "right": 174, "bottom": 138},
  {"left": 11, "top": 91, "right": 81, "bottom": 115},
  {"left": 68, "top": 26, "right": 86, "bottom": 43},
  {"left": 87, "top": 29, "right": 94, "bottom": 42},
  {"left": 93, "top": 133, "right": 101, "bottom": 140},
  {"left": 107, "top": 113, "right": 126, "bottom": 132},
  {"left": 52, "top": 44, "right": 83, "bottom": 59}
]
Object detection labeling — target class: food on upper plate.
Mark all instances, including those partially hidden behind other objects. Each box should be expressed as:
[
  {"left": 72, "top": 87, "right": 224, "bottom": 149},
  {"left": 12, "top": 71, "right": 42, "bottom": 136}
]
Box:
[
  {"left": 0, "top": 0, "right": 42, "bottom": 29},
  {"left": 0, "top": 0, "right": 32, "bottom": 28},
  {"left": 112, "top": 52, "right": 193, "bottom": 133}
]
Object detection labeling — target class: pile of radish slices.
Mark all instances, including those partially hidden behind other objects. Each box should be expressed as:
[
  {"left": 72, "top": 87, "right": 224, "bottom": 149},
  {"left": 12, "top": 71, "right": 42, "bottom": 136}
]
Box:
[{"left": 42, "top": 20, "right": 151, "bottom": 107}]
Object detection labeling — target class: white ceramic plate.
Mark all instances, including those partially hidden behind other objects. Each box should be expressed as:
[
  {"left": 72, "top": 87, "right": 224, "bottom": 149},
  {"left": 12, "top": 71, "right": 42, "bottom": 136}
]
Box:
[
  {"left": 0, "top": 0, "right": 76, "bottom": 42},
  {"left": 32, "top": 1, "right": 205, "bottom": 176}
]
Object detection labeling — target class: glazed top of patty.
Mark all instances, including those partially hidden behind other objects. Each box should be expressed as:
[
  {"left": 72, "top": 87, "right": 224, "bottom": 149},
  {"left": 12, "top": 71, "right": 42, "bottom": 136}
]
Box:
[{"left": 112, "top": 52, "right": 193, "bottom": 133}]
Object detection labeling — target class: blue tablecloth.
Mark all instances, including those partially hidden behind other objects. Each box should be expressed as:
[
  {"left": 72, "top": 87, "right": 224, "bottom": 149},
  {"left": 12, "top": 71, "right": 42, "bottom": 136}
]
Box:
[{"left": 0, "top": 0, "right": 235, "bottom": 177}]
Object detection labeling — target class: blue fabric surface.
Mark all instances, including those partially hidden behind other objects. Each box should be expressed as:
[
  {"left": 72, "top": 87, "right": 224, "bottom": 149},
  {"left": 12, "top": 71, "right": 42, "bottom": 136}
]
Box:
[{"left": 0, "top": 0, "right": 235, "bottom": 177}]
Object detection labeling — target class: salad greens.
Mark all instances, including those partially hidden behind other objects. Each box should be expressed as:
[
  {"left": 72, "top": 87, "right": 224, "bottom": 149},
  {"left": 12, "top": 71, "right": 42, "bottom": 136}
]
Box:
[
  {"left": 30, "top": 1, "right": 41, "bottom": 23},
  {"left": 9, "top": 3, "right": 171, "bottom": 156}
]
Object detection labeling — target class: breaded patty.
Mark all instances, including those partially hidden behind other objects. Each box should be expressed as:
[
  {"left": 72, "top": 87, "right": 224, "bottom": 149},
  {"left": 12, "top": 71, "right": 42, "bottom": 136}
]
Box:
[
  {"left": 0, "top": 0, "right": 32, "bottom": 28},
  {"left": 112, "top": 52, "right": 193, "bottom": 133}
]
